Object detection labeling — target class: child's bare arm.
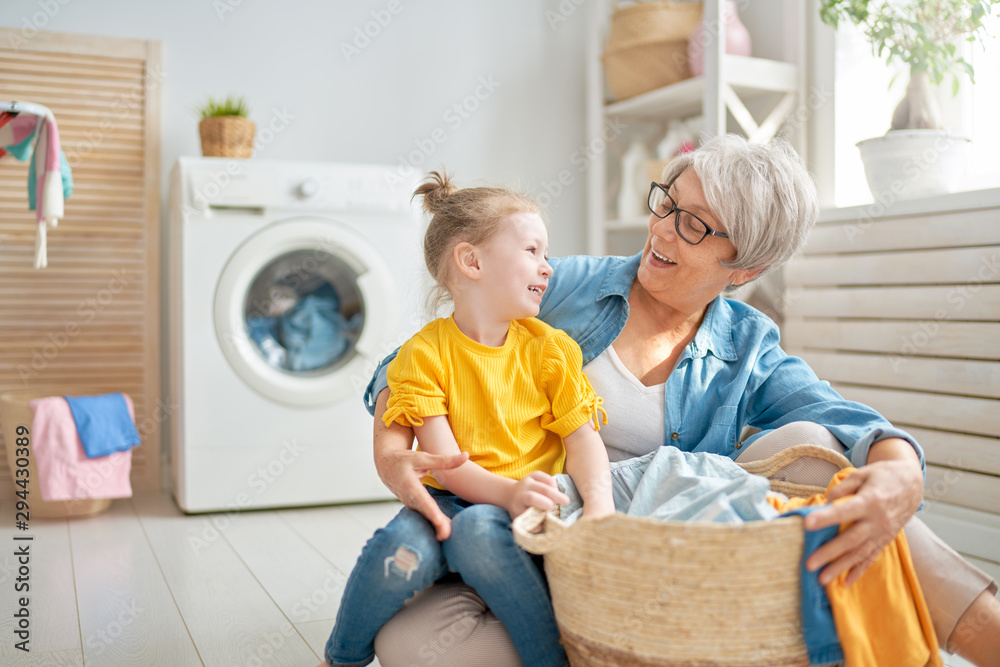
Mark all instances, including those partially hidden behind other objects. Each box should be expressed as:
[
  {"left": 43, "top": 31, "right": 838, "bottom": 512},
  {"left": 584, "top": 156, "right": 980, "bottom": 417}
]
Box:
[
  {"left": 563, "top": 422, "right": 615, "bottom": 518},
  {"left": 414, "top": 415, "right": 568, "bottom": 516}
]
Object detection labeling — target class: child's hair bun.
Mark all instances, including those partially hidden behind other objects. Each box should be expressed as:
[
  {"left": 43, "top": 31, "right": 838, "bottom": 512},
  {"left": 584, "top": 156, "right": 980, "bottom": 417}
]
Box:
[{"left": 413, "top": 170, "right": 458, "bottom": 215}]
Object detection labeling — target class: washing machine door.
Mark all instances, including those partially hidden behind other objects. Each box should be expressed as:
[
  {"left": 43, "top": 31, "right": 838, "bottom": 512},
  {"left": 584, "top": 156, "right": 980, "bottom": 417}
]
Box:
[{"left": 214, "top": 217, "right": 399, "bottom": 407}]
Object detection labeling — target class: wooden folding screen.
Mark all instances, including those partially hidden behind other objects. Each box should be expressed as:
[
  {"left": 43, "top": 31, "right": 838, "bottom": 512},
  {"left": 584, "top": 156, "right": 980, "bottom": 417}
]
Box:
[
  {"left": 784, "top": 193, "right": 1000, "bottom": 579},
  {"left": 0, "top": 29, "right": 162, "bottom": 491}
]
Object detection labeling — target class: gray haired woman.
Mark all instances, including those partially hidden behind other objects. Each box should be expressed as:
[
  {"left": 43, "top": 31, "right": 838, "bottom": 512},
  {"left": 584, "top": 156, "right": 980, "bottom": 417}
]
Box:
[{"left": 363, "top": 134, "right": 999, "bottom": 667}]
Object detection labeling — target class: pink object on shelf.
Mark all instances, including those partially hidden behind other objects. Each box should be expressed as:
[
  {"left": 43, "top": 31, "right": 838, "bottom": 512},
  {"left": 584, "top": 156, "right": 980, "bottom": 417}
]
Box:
[
  {"left": 687, "top": 0, "right": 752, "bottom": 77},
  {"left": 29, "top": 395, "right": 134, "bottom": 501}
]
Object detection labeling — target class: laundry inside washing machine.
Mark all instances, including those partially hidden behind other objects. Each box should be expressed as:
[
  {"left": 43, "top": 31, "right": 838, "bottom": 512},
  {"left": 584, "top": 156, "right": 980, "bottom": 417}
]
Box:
[{"left": 243, "top": 249, "right": 364, "bottom": 374}]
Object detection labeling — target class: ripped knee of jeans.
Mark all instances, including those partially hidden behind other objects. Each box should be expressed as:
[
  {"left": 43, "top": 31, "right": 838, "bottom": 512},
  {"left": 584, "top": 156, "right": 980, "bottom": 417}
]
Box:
[{"left": 384, "top": 545, "right": 421, "bottom": 580}]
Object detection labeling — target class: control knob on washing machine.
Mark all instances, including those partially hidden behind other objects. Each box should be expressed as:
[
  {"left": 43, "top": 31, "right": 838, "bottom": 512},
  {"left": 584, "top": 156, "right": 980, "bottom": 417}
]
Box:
[{"left": 296, "top": 178, "right": 320, "bottom": 199}]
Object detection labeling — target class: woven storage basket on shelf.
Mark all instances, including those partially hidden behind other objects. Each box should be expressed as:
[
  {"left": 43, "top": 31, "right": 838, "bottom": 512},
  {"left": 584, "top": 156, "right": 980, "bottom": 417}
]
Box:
[
  {"left": 513, "top": 444, "right": 851, "bottom": 667},
  {"left": 198, "top": 116, "right": 255, "bottom": 158},
  {"left": 601, "top": 1, "right": 703, "bottom": 101}
]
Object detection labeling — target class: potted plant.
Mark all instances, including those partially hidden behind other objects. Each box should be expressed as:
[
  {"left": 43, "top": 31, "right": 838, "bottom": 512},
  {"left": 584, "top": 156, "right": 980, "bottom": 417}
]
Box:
[
  {"left": 819, "top": 0, "right": 999, "bottom": 199},
  {"left": 196, "top": 95, "right": 255, "bottom": 159}
]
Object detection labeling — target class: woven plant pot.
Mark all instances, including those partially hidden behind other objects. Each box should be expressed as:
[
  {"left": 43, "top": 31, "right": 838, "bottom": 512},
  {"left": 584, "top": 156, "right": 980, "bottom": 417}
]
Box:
[
  {"left": 198, "top": 116, "right": 255, "bottom": 158},
  {"left": 513, "top": 445, "right": 851, "bottom": 666},
  {"left": 602, "top": 1, "right": 703, "bottom": 101}
]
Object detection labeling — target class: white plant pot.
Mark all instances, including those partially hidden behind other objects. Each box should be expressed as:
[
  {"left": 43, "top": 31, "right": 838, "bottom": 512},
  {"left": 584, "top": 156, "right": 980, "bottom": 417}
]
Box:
[{"left": 856, "top": 130, "right": 970, "bottom": 201}]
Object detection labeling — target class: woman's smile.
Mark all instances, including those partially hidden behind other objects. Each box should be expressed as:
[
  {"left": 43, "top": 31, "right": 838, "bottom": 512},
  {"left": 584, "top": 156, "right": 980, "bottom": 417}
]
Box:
[{"left": 649, "top": 248, "right": 676, "bottom": 266}]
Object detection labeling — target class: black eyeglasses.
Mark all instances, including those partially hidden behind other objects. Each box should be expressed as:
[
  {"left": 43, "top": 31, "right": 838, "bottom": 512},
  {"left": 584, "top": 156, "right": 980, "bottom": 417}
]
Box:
[{"left": 647, "top": 182, "right": 729, "bottom": 246}]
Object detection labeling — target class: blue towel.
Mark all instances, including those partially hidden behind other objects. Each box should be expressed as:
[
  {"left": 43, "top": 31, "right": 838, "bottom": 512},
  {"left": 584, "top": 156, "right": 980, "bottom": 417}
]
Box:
[
  {"left": 780, "top": 506, "right": 844, "bottom": 666},
  {"left": 64, "top": 393, "right": 141, "bottom": 459}
]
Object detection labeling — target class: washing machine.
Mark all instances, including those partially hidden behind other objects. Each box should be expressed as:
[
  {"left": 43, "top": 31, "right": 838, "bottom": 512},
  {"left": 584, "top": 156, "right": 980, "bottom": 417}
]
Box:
[{"left": 166, "top": 157, "right": 424, "bottom": 513}]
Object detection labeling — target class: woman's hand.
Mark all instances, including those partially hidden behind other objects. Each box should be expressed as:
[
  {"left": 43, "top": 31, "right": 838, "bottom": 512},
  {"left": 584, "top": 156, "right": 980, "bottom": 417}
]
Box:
[
  {"left": 802, "top": 438, "right": 923, "bottom": 587},
  {"left": 506, "top": 471, "right": 570, "bottom": 520},
  {"left": 373, "top": 389, "right": 468, "bottom": 541}
]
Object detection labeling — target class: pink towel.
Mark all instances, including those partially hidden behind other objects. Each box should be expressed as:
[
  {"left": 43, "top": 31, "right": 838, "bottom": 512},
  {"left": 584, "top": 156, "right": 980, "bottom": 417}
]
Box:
[
  {"left": 0, "top": 112, "right": 66, "bottom": 268},
  {"left": 30, "top": 115, "right": 65, "bottom": 269},
  {"left": 33, "top": 115, "right": 64, "bottom": 225},
  {"left": 29, "top": 395, "right": 134, "bottom": 501},
  {"left": 0, "top": 113, "right": 39, "bottom": 148}
]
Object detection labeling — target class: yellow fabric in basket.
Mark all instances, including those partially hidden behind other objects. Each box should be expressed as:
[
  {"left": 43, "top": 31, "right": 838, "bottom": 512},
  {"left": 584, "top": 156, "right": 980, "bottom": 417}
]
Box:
[{"left": 769, "top": 468, "right": 942, "bottom": 667}]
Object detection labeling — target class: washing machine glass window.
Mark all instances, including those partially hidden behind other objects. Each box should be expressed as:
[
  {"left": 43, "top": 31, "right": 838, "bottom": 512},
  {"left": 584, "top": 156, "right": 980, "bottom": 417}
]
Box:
[{"left": 243, "top": 249, "right": 365, "bottom": 375}]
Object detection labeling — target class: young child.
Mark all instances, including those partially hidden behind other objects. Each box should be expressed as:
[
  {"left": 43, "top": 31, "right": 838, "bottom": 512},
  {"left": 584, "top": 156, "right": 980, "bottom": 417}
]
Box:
[{"left": 323, "top": 171, "right": 614, "bottom": 667}]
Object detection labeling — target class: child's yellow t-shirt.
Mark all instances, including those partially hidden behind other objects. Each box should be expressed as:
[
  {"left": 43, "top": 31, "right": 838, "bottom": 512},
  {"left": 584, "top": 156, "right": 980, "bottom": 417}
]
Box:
[{"left": 384, "top": 316, "right": 604, "bottom": 490}]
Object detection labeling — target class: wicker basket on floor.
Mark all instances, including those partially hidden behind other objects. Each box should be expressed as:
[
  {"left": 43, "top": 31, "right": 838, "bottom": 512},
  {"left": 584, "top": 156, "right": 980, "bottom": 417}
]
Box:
[
  {"left": 0, "top": 388, "right": 116, "bottom": 519},
  {"left": 513, "top": 444, "right": 851, "bottom": 666}
]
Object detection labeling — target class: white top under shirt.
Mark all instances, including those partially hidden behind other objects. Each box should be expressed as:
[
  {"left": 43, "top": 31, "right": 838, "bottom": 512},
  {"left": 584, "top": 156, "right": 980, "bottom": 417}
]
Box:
[{"left": 582, "top": 345, "right": 665, "bottom": 462}]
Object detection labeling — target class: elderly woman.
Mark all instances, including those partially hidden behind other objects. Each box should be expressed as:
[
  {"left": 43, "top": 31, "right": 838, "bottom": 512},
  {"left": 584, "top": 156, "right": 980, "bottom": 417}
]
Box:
[{"left": 363, "top": 135, "right": 999, "bottom": 667}]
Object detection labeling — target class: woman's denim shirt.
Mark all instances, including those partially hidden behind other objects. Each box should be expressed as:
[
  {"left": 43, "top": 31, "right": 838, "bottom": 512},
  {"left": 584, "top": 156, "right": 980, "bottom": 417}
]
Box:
[{"left": 364, "top": 252, "right": 924, "bottom": 471}]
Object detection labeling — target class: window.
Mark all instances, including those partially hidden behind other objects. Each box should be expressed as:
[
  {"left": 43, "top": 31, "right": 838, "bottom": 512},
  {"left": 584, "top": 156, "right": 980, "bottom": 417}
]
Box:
[{"left": 830, "top": 13, "right": 1000, "bottom": 206}]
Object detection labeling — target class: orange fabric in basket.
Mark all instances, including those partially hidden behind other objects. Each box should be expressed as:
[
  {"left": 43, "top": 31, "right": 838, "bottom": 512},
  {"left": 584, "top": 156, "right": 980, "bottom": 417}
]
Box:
[{"left": 768, "top": 469, "right": 942, "bottom": 667}]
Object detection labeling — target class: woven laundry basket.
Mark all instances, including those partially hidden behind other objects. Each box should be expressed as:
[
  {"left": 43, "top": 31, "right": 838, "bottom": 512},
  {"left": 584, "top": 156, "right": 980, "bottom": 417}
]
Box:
[
  {"left": 602, "top": 1, "right": 703, "bottom": 101},
  {"left": 0, "top": 387, "right": 116, "bottom": 519},
  {"left": 513, "top": 444, "right": 851, "bottom": 667}
]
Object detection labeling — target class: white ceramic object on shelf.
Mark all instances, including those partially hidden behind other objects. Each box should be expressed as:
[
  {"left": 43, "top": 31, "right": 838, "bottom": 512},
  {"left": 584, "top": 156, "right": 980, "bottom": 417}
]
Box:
[
  {"left": 856, "top": 130, "right": 970, "bottom": 200},
  {"left": 687, "top": 0, "right": 752, "bottom": 77},
  {"left": 618, "top": 140, "right": 651, "bottom": 220}
]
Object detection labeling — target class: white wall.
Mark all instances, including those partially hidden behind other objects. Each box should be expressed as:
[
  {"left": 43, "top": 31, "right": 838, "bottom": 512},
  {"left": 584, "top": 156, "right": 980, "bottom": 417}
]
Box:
[{"left": 0, "top": 0, "right": 591, "bottom": 254}]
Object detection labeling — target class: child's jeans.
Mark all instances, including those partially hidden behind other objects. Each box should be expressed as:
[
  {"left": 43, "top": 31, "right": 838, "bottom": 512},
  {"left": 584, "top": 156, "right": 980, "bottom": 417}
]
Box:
[{"left": 324, "top": 487, "right": 567, "bottom": 667}]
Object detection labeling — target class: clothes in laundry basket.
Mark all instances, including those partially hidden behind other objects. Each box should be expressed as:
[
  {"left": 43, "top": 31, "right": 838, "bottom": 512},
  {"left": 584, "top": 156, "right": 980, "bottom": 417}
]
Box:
[
  {"left": 29, "top": 395, "right": 134, "bottom": 501},
  {"left": 556, "top": 445, "right": 782, "bottom": 524},
  {"left": 555, "top": 449, "right": 941, "bottom": 667}
]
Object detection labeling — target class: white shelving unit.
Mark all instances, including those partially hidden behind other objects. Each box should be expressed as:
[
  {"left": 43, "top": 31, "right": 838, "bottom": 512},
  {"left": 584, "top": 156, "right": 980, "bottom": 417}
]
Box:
[{"left": 585, "top": 0, "right": 809, "bottom": 255}]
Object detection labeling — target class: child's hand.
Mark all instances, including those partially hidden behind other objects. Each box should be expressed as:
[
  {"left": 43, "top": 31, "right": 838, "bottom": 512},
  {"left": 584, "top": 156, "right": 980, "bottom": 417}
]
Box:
[{"left": 507, "top": 471, "right": 570, "bottom": 519}]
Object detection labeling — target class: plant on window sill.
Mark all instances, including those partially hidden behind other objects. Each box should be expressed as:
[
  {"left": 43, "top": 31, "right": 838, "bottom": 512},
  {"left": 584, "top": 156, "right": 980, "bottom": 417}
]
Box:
[{"left": 819, "top": 0, "right": 999, "bottom": 130}]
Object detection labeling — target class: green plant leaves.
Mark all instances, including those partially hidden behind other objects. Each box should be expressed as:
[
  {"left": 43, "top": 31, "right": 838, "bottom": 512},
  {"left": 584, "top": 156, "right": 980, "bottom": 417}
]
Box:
[
  {"left": 195, "top": 95, "right": 250, "bottom": 119},
  {"left": 816, "top": 0, "right": 999, "bottom": 86}
]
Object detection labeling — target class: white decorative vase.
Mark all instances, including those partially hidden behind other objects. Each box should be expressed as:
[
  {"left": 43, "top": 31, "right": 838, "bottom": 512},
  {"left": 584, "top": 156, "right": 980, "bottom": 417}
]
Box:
[{"left": 856, "top": 130, "right": 970, "bottom": 201}]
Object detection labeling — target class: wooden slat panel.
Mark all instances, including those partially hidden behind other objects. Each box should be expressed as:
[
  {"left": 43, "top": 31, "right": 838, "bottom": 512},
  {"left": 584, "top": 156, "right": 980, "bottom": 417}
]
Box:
[
  {"left": 140, "top": 40, "right": 163, "bottom": 494},
  {"left": 783, "top": 320, "right": 1000, "bottom": 360},
  {"left": 920, "top": 500, "right": 1000, "bottom": 565},
  {"left": 794, "top": 350, "right": 1000, "bottom": 399},
  {"left": 786, "top": 285, "right": 1000, "bottom": 321},
  {"left": 833, "top": 384, "right": 1000, "bottom": 438},
  {"left": 0, "top": 29, "right": 161, "bottom": 493},
  {"left": 0, "top": 30, "right": 150, "bottom": 60},
  {"left": 792, "top": 204, "right": 1000, "bottom": 540},
  {"left": 0, "top": 49, "right": 146, "bottom": 73},
  {"left": 925, "top": 466, "right": 1000, "bottom": 515},
  {"left": 805, "top": 208, "right": 1000, "bottom": 255},
  {"left": 905, "top": 427, "right": 1000, "bottom": 477},
  {"left": 786, "top": 245, "right": 1000, "bottom": 287}
]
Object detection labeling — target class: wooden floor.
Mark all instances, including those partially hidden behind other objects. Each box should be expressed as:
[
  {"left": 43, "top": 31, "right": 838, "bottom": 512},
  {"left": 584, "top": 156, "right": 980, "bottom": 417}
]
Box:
[
  {"left": 0, "top": 493, "right": 983, "bottom": 667},
  {"left": 0, "top": 493, "right": 400, "bottom": 666}
]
